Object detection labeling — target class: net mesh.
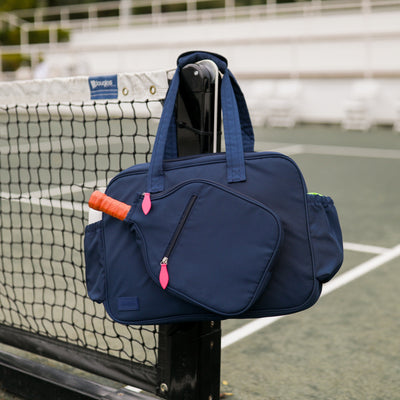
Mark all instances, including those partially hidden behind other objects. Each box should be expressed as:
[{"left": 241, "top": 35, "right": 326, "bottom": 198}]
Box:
[{"left": 0, "top": 96, "right": 163, "bottom": 370}]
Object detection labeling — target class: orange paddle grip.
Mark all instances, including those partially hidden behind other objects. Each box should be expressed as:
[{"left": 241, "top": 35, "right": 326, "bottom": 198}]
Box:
[{"left": 88, "top": 191, "right": 131, "bottom": 221}]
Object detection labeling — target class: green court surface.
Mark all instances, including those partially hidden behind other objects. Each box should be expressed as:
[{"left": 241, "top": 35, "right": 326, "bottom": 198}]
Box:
[
  {"left": 1, "top": 123, "right": 399, "bottom": 399},
  {"left": 220, "top": 125, "right": 400, "bottom": 399}
]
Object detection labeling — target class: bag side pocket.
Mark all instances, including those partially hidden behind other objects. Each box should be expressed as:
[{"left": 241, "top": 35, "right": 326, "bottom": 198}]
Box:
[
  {"left": 84, "top": 220, "right": 106, "bottom": 303},
  {"left": 307, "top": 194, "right": 343, "bottom": 283}
]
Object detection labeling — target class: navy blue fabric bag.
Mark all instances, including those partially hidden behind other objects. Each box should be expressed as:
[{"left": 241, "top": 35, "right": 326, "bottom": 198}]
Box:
[{"left": 84, "top": 51, "right": 343, "bottom": 325}]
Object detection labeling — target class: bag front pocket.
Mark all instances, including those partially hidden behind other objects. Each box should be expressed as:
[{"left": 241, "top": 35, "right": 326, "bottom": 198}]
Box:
[
  {"left": 307, "top": 194, "right": 343, "bottom": 283},
  {"left": 158, "top": 194, "right": 198, "bottom": 289},
  {"left": 84, "top": 220, "right": 106, "bottom": 303},
  {"left": 129, "top": 180, "right": 283, "bottom": 317}
]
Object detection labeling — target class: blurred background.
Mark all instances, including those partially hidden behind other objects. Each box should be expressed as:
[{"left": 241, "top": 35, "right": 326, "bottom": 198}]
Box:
[
  {"left": 1, "top": 3, "right": 400, "bottom": 399},
  {"left": 1, "top": 0, "right": 400, "bottom": 130}
]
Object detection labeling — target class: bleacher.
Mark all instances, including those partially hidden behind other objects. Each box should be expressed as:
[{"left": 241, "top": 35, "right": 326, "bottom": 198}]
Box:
[{"left": 1, "top": 0, "right": 400, "bottom": 129}]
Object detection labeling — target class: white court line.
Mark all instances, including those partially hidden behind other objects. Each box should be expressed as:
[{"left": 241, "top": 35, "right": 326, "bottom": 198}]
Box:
[
  {"left": 304, "top": 144, "right": 400, "bottom": 159},
  {"left": 0, "top": 135, "right": 151, "bottom": 154},
  {"left": 221, "top": 244, "right": 400, "bottom": 349},
  {"left": 3, "top": 140, "right": 399, "bottom": 212},
  {"left": 269, "top": 144, "right": 304, "bottom": 155},
  {"left": 26, "top": 179, "right": 107, "bottom": 199},
  {"left": 0, "top": 192, "right": 89, "bottom": 213},
  {"left": 343, "top": 241, "right": 389, "bottom": 254},
  {"left": 1, "top": 179, "right": 107, "bottom": 213},
  {"left": 255, "top": 143, "right": 304, "bottom": 155},
  {"left": 255, "top": 142, "right": 400, "bottom": 159}
]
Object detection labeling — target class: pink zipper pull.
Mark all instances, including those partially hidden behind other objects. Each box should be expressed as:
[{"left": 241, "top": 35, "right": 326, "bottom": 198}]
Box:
[
  {"left": 159, "top": 257, "right": 169, "bottom": 289},
  {"left": 141, "top": 192, "right": 152, "bottom": 215}
]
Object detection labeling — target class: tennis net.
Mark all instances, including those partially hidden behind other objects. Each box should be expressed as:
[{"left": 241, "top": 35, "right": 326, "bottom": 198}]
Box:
[{"left": 0, "top": 71, "right": 170, "bottom": 392}]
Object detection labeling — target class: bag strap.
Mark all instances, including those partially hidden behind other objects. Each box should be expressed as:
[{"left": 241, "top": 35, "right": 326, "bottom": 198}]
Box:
[
  {"left": 164, "top": 51, "right": 254, "bottom": 160},
  {"left": 148, "top": 51, "right": 253, "bottom": 193}
]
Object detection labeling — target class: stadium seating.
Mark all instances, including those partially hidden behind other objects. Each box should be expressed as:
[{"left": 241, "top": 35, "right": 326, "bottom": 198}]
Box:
[
  {"left": 266, "top": 80, "right": 302, "bottom": 128},
  {"left": 342, "top": 79, "right": 380, "bottom": 131}
]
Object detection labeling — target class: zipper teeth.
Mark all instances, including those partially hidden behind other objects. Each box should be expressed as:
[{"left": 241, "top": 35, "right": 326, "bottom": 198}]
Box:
[{"left": 164, "top": 195, "right": 198, "bottom": 259}]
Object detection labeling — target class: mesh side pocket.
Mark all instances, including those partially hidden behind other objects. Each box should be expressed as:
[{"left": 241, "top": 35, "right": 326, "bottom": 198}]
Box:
[
  {"left": 84, "top": 221, "right": 106, "bottom": 303},
  {"left": 307, "top": 194, "right": 343, "bottom": 283}
]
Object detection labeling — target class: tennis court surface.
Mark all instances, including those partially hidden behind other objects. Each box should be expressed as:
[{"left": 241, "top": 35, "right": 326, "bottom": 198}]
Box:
[
  {"left": 0, "top": 72, "right": 399, "bottom": 400},
  {"left": 220, "top": 124, "right": 400, "bottom": 400}
]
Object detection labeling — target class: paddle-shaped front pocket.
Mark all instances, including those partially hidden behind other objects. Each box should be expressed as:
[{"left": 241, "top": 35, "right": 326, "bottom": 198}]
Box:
[{"left": 128, "top": 180, "right": 283, "bottom": 317}]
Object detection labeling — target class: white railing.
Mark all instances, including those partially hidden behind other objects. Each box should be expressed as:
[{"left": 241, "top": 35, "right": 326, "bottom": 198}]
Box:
[
  {"left": 7, "top": 0, "right": 400, "bottom": 41},
  {"left": 1, "top": 0, "right": 400, "bottom": 80}
]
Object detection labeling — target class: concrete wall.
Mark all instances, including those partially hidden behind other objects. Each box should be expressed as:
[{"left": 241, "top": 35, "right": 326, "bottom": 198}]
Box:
[
  {"left": 61, "top": 10, "right": 400, "bottom": 75},
  {"left": 42, "top": 9, "right": 400, "bottom": 125}
]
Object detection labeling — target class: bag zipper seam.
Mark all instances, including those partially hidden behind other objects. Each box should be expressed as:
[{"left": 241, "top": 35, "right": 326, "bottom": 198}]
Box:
[{"left": 162, "top": 194, "right": 198, "bottom": 261}]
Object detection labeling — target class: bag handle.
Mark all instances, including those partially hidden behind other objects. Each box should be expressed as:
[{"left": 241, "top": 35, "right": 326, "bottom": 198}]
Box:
[
  {"left": 148, "top": 51, "right": 254, "bottom": 193},
  {"left": 164, "top": 52, "right": 254, "bottom": 160}
]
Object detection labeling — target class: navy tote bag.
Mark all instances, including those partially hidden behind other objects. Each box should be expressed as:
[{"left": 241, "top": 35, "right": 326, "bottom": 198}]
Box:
[{"left": 84, "top": 51, "right": 343, "bottom": 325}]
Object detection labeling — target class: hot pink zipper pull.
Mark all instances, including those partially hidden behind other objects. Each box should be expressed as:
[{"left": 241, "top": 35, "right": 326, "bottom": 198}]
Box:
[
  {"left": 141, "top": 192, "right": 152, "bottom": 215},
  {"left": 159, "top": 257, "right": 169, "bottom": 289}
]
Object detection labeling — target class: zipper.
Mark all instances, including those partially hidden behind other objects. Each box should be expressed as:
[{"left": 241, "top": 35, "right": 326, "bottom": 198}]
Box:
[{"left": 159, "top": 194, "right": 198, "bottom": 289}]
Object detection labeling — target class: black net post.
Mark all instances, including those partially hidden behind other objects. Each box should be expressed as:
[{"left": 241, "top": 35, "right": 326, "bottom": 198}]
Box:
[
  {"left": 157, "top": 321, "right": 221, "bottom": 400},
  {"left": 155, "top": 61, "right": 222, "bottom": 400}
]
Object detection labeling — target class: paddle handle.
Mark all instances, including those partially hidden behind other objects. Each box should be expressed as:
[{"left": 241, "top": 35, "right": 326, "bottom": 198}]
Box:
[{"left": 88, "top": 191, "right": 131, "bottom": 221}]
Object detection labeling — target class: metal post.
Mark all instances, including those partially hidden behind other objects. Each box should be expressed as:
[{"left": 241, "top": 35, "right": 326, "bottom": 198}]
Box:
[
  {"left": 362, "top": 0, "right": 371, "bottom": 13},
  {"left": 225, "top": 0, "right": 235, "bottom": 20},
  {"left": 156, "top": 57, "right": 222, "bottom": 400},
  {"left": 266, "top": 0, "right": 276, "bottom": 17},
  {"left": 158, "top": 321, "right": 221, "bottom": 400},
  {"left": 60, "top": 8, "right": 69, "bottom": 25},
  {"left": 34, "top": 8, "right": 43, "bottom": 28},
  {"left": 0, "top": 49, "right": 3, "bottom": 82},
  {"left": 119, "top": 0, "right": 132, "bottom": 27},
  {"left": 88, "top": 5, "right": 98, "bottom": 30},
  {"left": 186, "top": 0, "right": 197, "bottom": 22},
  {"left": 49, "top": 25, "right": 58, "bottom": 46},
  {"left": 20, "top": 24, "right": 29, "bottom": 48},
  {"left": 310, "top": 0, "right": 322, "bottom": 15},
  {"left": 152, "top": 0, "right": 162, "bottom": 25},
  {"left": 362, "top": 0, "right": 372, "bottom": 78}
]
